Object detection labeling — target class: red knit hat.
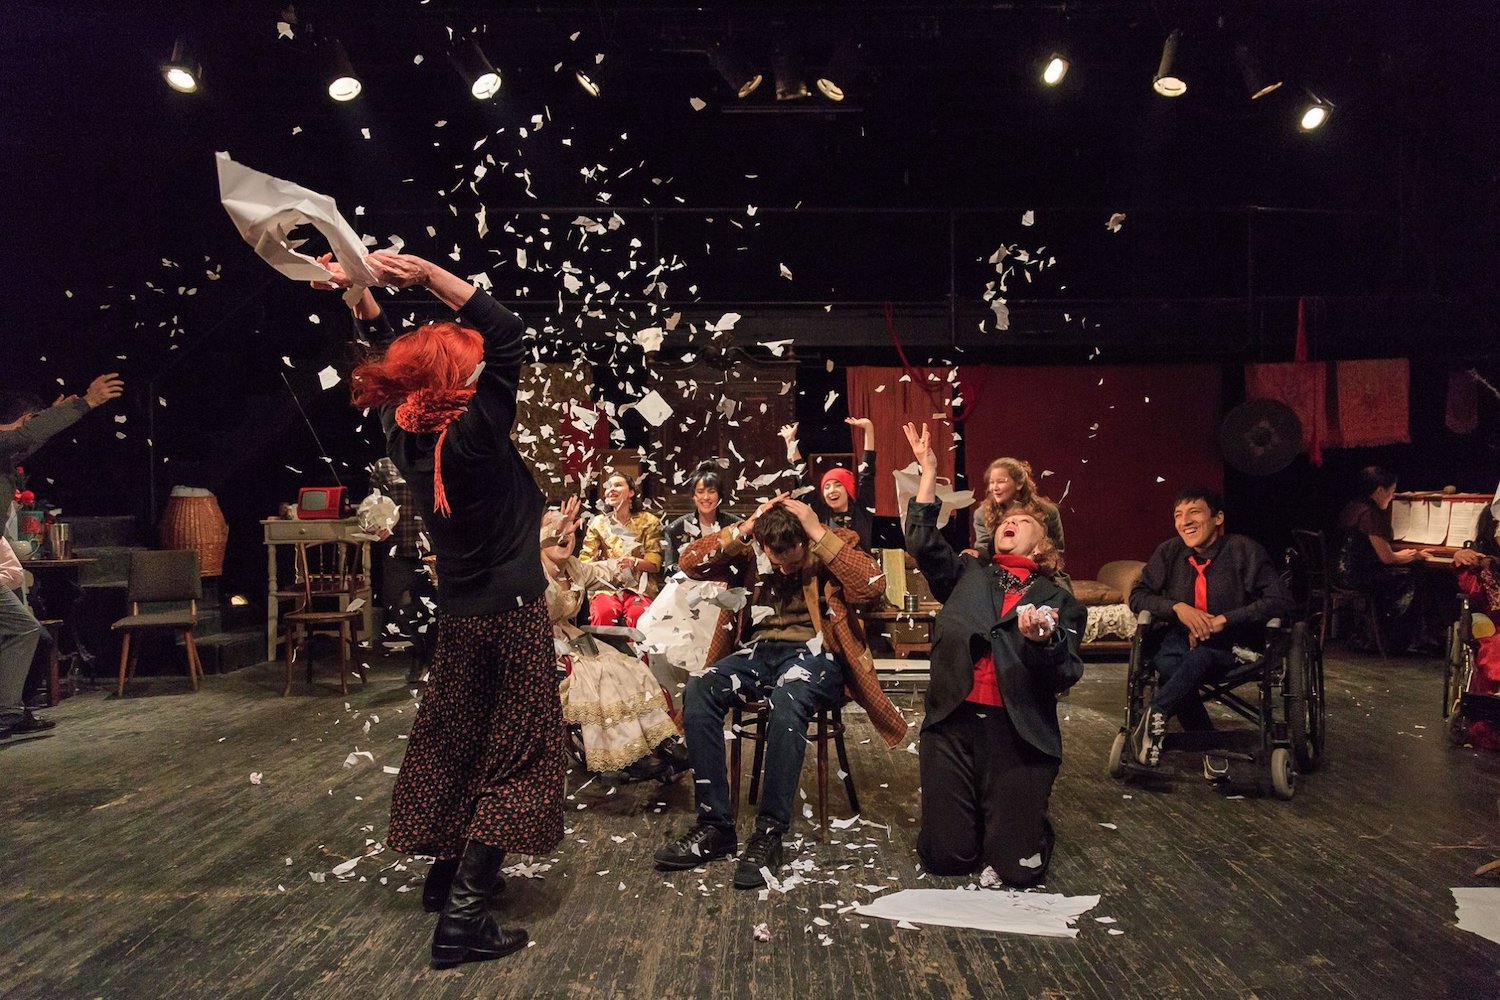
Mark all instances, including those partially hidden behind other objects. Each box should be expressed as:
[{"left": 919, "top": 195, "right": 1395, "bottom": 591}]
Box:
[{"left": 821, "top": 467, "right": 855, "bottom": 498}]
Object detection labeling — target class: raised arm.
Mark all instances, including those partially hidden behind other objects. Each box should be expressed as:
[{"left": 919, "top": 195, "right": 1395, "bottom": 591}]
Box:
[
  {"left": 847, "top": 416, "right": 877, "bottom": 513},
  {"left": 901, "top": 422, "right": 964, "bottom": 602}
]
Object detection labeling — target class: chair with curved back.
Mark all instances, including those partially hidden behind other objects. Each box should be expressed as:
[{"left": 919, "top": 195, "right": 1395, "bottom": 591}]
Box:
[{"left": 282, "top": 540, "right": 368, "bottom": 695}]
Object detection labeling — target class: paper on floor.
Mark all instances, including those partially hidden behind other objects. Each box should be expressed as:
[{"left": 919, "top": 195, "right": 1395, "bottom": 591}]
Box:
[
  {"left": 856, "top": 888, "right": 1100, "bottom": 938},
  {"left": 1453, "top": 887, "right": 1500, "bottom": 946}
]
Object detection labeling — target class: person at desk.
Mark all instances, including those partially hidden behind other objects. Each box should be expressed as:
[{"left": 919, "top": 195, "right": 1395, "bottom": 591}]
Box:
[
  {"left": 1335, "top": 466, "right": 1432, "bottom": 651},
  {"left": 0, "top": 536, "right": 53, "bottom": 738},
  {"left": 315, "top": 250, "right": 555, "bottom": 968}
]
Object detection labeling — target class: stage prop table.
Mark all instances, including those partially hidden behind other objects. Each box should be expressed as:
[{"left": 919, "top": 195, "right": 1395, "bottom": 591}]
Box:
[
  {"left": 21, "top": 557, "right": 98, "bottom": 697},
  {"left": 262, "top": 518, "right": 375, "bottom": 660}
]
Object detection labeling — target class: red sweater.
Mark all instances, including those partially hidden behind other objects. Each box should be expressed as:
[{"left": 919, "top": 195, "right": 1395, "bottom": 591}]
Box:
[{"left": 966, "top": 554, "right": 1036, "bottom": 706}]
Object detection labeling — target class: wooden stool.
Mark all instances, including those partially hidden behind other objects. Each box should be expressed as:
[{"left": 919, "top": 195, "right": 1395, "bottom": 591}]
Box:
[{"left": 728, "top": 699, "right": 860, "bottom": 838}]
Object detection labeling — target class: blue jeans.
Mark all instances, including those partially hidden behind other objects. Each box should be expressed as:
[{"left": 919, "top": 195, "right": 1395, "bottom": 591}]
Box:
[
  {"left": 683, "top": 640, "right": 845, "bottom": 835},
  {"left": 1150, "top": 631, "right": 1240, "bottom": 731}
]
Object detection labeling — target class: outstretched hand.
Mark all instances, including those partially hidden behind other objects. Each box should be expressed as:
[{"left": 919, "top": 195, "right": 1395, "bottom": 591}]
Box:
[
  {"left": 902, "top": 422, "right": 936, "bottom": 470},
  {"left": 85, "top": 373, "right": 124, "bottom": 408},
  {"left": 309, "top": 252, "right": 352, "bottom": 291},
  {"left": 365, "top": 251, "right": 431, "bottom": 289},
  {"left": 778, "top": 423, "right": 799, "bottom": 445},
  {"left": 557, "top": 495, "right": 582, "bottom": 535}
]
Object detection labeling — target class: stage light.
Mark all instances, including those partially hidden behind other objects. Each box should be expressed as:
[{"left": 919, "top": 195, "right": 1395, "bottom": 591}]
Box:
[
  {"left": 160, "top": 37, "right": 202, "bottom": 94},
  {"left": 323, "top": 37, "right": 362, "bottom": 102},
  {"left": 774, "top": 45, "right": 809, "bottom": 101},
  {"left": 1152, "top": 29, "right": 1186, "bottom": 97},
  {"left": 575, "top": 68, "right": 602, "bottom": 97},
  {"left": 1233, "top": 43, "right": 1281, "bottom": 100},
  {"left": 707, "top": 42, "right": 762, "bottom": 98},
  {"left": 816, "top": 40, "right": 862, "bottom": 101},
  {"left": 451, "top": 40, "right": 501, "bottom": 100},
  {"left": 1042, "top": 54, "right": 1069, "bottom": 86},
  {"left": 1298, "top": 93, "right": 1333, "bottom": 131}
]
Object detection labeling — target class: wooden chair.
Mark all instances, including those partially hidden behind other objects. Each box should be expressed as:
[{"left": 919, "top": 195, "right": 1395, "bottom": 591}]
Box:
[
  {"left": 112, "top": 549, "right": 203, "bottom": 696},
  {"left": 1291, "top": 528, "right": 1385, "bottom": 658},
  {"left": 37, "top": 618, "right": 64, "bottom": 707},
  {"left": 282, "top": 540, "right": 368, "bottom": 696},
  {"left": 728, "top": 698, "right": 860, "bottom": 839}
]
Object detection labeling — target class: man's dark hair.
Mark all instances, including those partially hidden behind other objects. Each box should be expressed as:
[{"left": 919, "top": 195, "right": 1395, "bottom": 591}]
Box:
[
  {"left": 0, "top": 392, "right": 44, "bottom": 425},
  {"left": 752, "top": 505, "right": 807, "bottom": 554},
  {"left": 1356, "top": 465, "right": 1398, "bottom": 496},
  {"left": 1173, "top": 486, "right": 1222, "bottom": 516}
]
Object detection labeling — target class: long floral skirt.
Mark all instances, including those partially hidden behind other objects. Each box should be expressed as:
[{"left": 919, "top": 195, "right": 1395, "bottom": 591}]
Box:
[
  {"left": 388, "top": 598, "right": 564, "bottom": 860},
  {"left": 560, "top": 644, "right": 680, "bottom": 772}
]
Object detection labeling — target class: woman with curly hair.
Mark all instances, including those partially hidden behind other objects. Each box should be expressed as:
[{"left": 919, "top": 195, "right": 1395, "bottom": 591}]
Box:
[
  {"left": 316, "top": 250, "right": 557, "bottom": 969},
  {"left": 970, "top": 457, "right": 1066, "bottom": 564}
]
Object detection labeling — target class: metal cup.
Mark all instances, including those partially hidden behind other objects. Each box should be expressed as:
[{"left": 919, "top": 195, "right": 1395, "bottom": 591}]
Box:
[
  {"left": 49, "top": 522, "right": 71, "bottom": 560},
  {"left": 903, "top": 592, "right": 919, "bottom": 613}
]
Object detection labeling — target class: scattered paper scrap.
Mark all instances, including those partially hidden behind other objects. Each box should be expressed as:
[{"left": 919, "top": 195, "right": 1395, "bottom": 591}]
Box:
[{"left": 857, "top": 888, "right": 1100, "bottom": 938}]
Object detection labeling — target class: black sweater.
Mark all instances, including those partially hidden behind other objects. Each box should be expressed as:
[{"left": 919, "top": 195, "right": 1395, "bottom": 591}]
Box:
[
  {"left": 363, "top": 292, "right": 546, "bottom": 616},
  {"left": 1129, "top": 533, "right": 1293, "bottom": 648}
]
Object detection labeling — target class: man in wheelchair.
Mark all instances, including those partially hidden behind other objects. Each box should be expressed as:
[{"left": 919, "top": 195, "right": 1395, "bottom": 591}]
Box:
[{"left": 1128, "top": 487, "right": 1294, "bottom": 767}]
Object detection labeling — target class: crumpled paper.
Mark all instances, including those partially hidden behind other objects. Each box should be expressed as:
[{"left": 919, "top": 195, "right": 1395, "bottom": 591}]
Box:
[{"left": 357, "top": 490, "right": 400, "bottom": 536}]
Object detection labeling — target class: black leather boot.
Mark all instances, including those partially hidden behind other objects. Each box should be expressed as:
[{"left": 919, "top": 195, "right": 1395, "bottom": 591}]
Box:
[
  {"left": 421, "top": 857, "right": 460, "bottom": 914},
  {"left": 654, "top": 736, "right": 691, "bottom": 776},
  {"left": 430, "top": 842, "right": 528, "bottom": 968}
]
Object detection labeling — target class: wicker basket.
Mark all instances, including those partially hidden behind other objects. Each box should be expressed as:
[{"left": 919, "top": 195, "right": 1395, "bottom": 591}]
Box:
[{"left": 159, "top": 491, "right": 229, "bottom": 577}]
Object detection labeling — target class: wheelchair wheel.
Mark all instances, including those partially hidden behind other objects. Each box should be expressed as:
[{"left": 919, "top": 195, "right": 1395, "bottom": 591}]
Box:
[
  {"left": 1270, "top": 747, "right": 1297, "bottom": 800},
  {"left": 1447, "top": 709, "right": 1470, "bottom": 747},
  {"left": 1107, "top": 730, "right": 1128, "bottom": 778},
  {"left": 1285, "top": 623, "right": 1324, "bottom": 772},
  {"left": 1442, "top": 642, "right": 1471, "bottom": 723}
]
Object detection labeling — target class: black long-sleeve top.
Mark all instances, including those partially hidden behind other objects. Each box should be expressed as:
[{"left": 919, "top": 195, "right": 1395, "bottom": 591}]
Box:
[
  {"left": 662, "top": 510, "right": 735, "bottom": 575},
  {"left": 801, "top": 449, "right": 876, "bottom": 550},
  {"left": 361, "top": 292, "right": 546, "bottom": 617},
  {"left": 1129, "top": 532, "right": 1294, "bottom": 648}
]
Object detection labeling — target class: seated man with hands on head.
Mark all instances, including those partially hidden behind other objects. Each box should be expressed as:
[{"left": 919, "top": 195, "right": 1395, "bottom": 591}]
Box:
[
  {"left": 1128, "top": 486, "right": 1294, "bottom": 766},
  {"left": 654, "top": 492, "right": 905, "bottom": 890},
  {"left": 902, "top": 422, "right": 1084, "bottom": 888}
]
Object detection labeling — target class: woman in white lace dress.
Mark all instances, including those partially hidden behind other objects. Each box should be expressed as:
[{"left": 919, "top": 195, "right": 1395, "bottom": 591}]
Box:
[{"left": 542, "top": 499, "right": 687, "bottom": 781}]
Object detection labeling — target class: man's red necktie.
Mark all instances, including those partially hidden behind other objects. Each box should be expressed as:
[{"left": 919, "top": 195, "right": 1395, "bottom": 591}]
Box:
[{"left": 1188, "top": 556, "right": 1212, "bottom": 611}]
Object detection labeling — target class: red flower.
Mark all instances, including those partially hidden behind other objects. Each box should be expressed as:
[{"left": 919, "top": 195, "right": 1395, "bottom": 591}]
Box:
[{"left": 15, "top": 490, "right": 35, "bottom": 506}]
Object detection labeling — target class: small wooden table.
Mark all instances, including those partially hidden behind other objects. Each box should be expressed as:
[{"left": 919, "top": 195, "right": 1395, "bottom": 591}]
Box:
[
  {"left": 859, "top": 606, "right": 939, "bottom": 658},
  {"left": 21, "top": 557, "right": 98, "bottom": 695},
  {"left": 262, "top": 519, "right": 375, "bottom": 661}
]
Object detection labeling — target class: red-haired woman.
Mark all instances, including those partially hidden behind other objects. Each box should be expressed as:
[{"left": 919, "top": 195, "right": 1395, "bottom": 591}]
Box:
[{"left": 316, "top": 251, "right": 557, "bottom": 968}]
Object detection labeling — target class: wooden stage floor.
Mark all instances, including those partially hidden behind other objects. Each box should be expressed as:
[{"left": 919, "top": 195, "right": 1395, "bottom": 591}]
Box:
[{"left": 2, "top": 648, "right": 1497, "bottom": 999}]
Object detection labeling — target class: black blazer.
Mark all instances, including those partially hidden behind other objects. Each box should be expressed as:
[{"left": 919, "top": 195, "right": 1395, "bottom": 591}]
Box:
[
  {"left": 906, "top": 500, "right": 1085, "bottom": 759},
  {"left": 663, "top": 511, "right": 734, "bottom": 575}
]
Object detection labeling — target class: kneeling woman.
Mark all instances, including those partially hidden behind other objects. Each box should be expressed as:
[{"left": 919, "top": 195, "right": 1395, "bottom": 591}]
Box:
[
  {"left": 542, "top": 499, "right": 687, "bottom": 781},
  {"left": 902, "top": 423, "right": 1085, "bottom": 887}
]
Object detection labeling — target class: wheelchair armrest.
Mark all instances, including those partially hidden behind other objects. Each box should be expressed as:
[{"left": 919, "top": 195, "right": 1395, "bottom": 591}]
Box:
[
  {"left": 1136, "top": 609, "right": 1152, "bottom": 626},
  {"left": 581, "top": 624, "right": 646, "bottom": 642},
  {"left": 1266, "top": 617, "right": 1282, "bottom": 630}
]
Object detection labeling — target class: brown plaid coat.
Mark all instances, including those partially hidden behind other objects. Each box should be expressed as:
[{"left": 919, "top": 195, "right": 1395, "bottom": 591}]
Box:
[{"left": 679, "top": 525, "right": 907, "bottom": 748}]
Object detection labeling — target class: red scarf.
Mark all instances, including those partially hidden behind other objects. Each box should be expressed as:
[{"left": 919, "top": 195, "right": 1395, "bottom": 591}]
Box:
[
  {"left": 394, "top": 388, "right": 475, "bottom": 517},
  {"left": 967, "top": 553, "right": 1038, "bottom": 706}
]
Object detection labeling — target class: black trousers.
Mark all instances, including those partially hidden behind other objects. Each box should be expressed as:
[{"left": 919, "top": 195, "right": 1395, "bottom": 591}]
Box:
[{"left": 918, "top": 701, "right": 1059, "bottom": 887}]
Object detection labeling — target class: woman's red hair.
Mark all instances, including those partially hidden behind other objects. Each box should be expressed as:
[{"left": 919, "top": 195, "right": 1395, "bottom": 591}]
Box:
[{"left": 350, "top": 322, "right": 483, "bottom": 408}]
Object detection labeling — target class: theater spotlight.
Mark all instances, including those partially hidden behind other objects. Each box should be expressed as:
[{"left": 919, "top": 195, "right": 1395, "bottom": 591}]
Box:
[
  {"left": 323, "top": 37, "right": 362, "bottom": 102},
  {"left": 160, "top": 36, "right": 202, "bottom": 94},
  {"left": 707, "top": 42, "right": 762, "bottom": 98},
  {"left": 815, "top": 40, "right": 862, "bottom": 101},
  {"left": 451, "top": 40, "right": 501, "bottom": 100},
  {"left": 1298, "top": 92, "right": 1334, "bottom": 131},
  {"left": 1152, "top": 29, "right": 1186, "bottom": 97},
  {"left": 1042, "top": 53, "right": 1069, "bottom": 86},
  {"left": 774, "top": 45, "right": 809, "bottom": 101},
  {"left": 1233, "top": 43, "right": 1281, "bottom": 100}
]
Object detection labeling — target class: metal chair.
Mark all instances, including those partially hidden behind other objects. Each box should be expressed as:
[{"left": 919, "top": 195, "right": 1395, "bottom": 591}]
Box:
[
  {"left": 112, "top": 550, "right": 203, "bottom": 696},
  {"left": 282, "top": 540, "right": 367, "bottom": 695}
]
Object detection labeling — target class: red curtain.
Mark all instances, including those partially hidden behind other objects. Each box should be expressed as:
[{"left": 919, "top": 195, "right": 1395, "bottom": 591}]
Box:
[
  {"left": 1244, "top": 361, "right": 1328, "bottom": 464},
  {"left": 845, "top": 366, "right": 956, "bottom": 517},
  {"left": 958, "top": 364, "right": 1224, "bottom": 581},
  {"left": 1333, "top": 359, "right": 1409, "bottom": 447}
]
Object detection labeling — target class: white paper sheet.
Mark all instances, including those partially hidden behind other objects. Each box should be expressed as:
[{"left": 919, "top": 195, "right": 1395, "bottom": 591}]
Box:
[
  {"left": 634, "top": 577, "right": 726, "bottom": 680},
  {"left": 625, "top": 389, "right": 673, "bottom": 427},
  {"left": 892, "top": 463, "right": 975, "bottom": 530},
  {"left": 1446, "top": 501, "right": 1487, "bottom": 547},
  {"left": 1410, "top": 500, "right": 1451, "bottom": 545},
  {"left": 1390, "top": 500, "right": 1412, "bottom": 541},
  {"left": 1453, "top": 887, "right": 1500, "bottom": 946},
  {"left": 856, "top": 888, "right": 1100, "bottom": 938},
  {"left": 216, "top": 152, "right": 378, "bottom": 307}
]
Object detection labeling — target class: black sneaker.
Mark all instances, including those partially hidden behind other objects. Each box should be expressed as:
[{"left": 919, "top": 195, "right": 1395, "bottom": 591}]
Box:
[
  {"left": 733, "top": 831, "right": 784, "bottom": 890},
  {"left": 0, "top": 710, "right": 55, "bottom": 739},
  {"left": 1133, "top": 708, "right": 1165, "bottom": 766},
  {"left": 1202, "top": 754, "right": 1230, "bottom": 783},
  {"left": 654, "top": 824, "right": 737, "bottom": 870}
]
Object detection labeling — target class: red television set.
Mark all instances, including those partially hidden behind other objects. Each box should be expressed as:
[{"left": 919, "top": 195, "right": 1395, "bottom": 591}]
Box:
[{"left": 297, "top": 486, "right": 346, "bottom": 520}]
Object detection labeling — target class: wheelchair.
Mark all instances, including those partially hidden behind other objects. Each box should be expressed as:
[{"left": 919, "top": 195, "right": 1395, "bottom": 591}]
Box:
[
  {"left": 558, "top": 625, "right": 688, "bottom": 789},
  {"left": 1107, "top": 611, "right": 1325, "bottom": 799},
  {"left": 1443, "top": 597, "right": 1500, "bottom": 745}
]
